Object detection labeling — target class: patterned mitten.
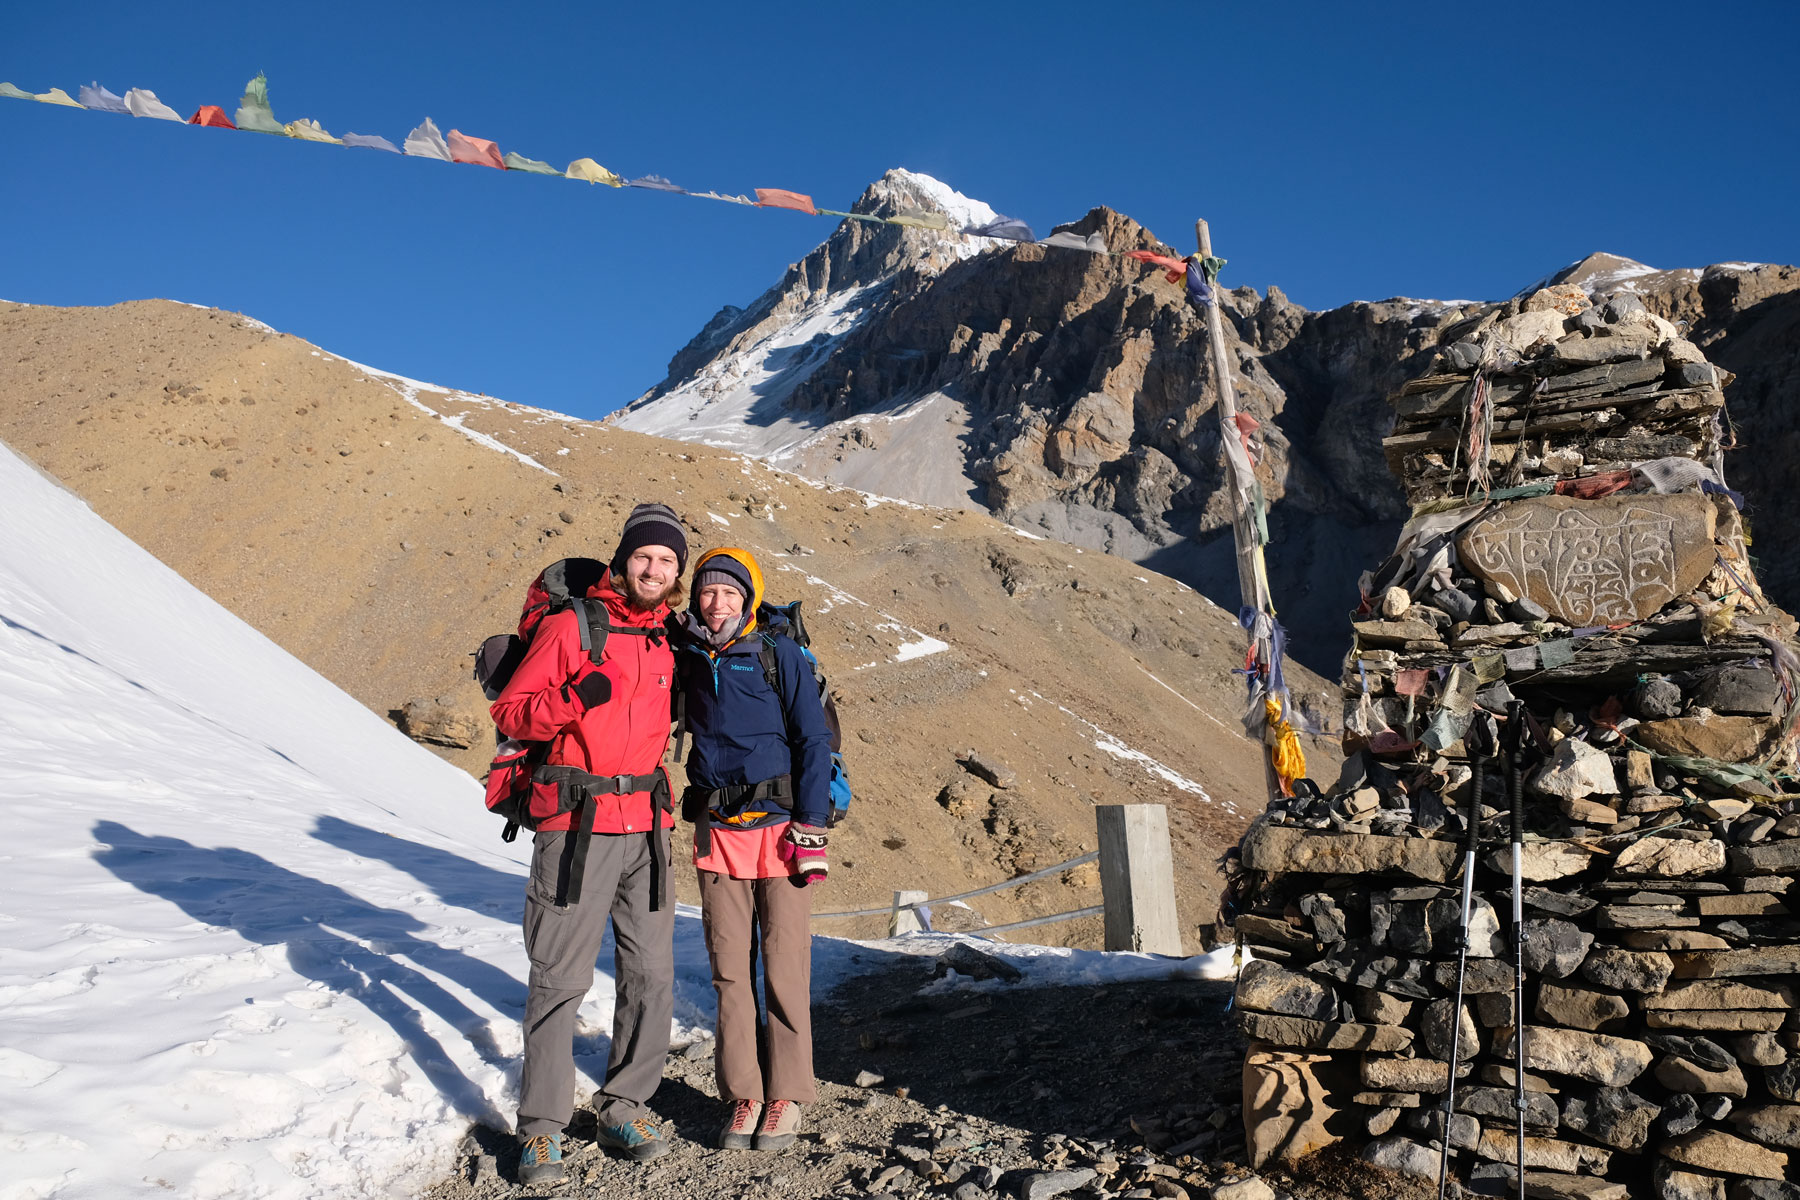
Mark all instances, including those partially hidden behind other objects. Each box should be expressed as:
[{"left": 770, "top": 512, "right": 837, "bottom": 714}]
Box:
[{"left": 783, "top": 824, "right": 828, "bottom": 884}]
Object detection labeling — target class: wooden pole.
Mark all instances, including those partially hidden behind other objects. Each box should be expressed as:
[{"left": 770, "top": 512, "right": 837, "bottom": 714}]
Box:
[
  {"left": 1096, "top": 804, "right": 1183, "bottom": 955},
  {"left": 1196, "top": 219, "right": 1283, "bottom": 806}
]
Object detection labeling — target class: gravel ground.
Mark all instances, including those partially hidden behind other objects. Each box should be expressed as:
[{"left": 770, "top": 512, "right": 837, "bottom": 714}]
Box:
[{"left": 422, "top": 954, "right": 1422, "bottom": 1200}]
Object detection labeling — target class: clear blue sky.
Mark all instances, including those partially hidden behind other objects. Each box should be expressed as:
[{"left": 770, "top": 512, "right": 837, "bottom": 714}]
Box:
[{"left": 4, "top": 1, "right": 1795, "bottom": 419}]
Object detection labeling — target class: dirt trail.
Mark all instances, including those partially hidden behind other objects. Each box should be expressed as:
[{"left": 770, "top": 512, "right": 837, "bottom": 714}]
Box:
[{"left": 423, "top": 955, "right": 1420, "bottom": 1200}]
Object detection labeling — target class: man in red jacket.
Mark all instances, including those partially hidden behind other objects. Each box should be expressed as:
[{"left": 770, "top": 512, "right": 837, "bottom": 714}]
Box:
[{"left": 491, "top": 503, "right": 687, "bottom": 1184}]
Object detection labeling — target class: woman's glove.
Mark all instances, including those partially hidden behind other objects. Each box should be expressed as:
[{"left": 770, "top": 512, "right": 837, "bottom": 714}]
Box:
[{"left": 782, "top": 824, "right": 828, "bottom": 885}]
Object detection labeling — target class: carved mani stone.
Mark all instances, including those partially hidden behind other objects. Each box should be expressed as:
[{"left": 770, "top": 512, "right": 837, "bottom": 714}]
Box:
[{"left": 1457, "top": 494, "right": 1716, "bottom": 626}]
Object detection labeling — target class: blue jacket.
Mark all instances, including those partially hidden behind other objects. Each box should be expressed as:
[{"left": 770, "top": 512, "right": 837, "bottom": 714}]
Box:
[{"left": 672, "top": 617, "right": 834, "bottom": 829}]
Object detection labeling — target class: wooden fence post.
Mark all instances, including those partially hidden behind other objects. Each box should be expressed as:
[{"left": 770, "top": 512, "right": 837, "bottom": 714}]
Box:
[
  {"left": 889, "top": 889, "right": 929, "bottom": 937},
  {"left": 1096, "top": 804, "right": 1183, "bottom": 955}
]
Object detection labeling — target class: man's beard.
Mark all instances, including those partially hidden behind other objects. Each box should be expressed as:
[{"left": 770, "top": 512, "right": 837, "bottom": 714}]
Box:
[{"left": 623, "top": 573, "right": 671, "bottom": 611}]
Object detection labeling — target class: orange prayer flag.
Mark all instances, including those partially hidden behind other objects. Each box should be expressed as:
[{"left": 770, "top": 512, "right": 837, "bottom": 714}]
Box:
[
  {"left": 754, "top": 188, "right": 816, "bottom": 215},
  {"left": 188, "top": 105, "right": 236, "bottom": 129}
]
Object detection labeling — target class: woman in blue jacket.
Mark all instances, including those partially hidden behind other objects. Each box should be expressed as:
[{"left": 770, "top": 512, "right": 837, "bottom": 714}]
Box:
[{"left": 670, "top": 547, "right": 833, "bottom": 1151}]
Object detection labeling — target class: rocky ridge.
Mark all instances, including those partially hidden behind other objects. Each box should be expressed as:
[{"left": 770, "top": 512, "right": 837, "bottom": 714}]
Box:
[{"left": 615, "top": 174, "right": 1799, "bottom": 675}]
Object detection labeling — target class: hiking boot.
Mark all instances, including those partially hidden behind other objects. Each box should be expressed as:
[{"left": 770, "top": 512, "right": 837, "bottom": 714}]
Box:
[
  {"left": 517, "top": 1133, "right": 565, "bottom": 1185},
  {"left": 753, "top": 1099, "right": 801, "bottom": 1151},
  {"left": 718, "top": 1099, "right": 762, "bottom": 1150},
  {"left": 594, "top": 1114, "right": 670, "bottom": 1161}
]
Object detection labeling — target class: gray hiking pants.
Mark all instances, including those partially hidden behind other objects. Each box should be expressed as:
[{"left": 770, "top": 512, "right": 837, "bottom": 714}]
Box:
[{"left": 517, "top": 828, "right": 674, "bottom": 1138}]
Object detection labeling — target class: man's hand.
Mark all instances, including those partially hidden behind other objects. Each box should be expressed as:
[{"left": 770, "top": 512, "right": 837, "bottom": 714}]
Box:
[
  {"left": 783, "top": 824, "right": 828, "bottom": 885},
  {"left": 561, "top": 671, "right": 612, "bottom": 711}
]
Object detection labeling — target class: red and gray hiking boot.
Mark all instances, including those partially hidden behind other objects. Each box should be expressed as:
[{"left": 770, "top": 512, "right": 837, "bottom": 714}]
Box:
[
  {"left": 719, "top": 1099, "right": 763, "bottom": 1150},
  {"left": 517, "top": 1132, "right": 565, "bottom": 1185},
  {"left": 753, "top": 1099, "right": 802, "bottom": 1151}
]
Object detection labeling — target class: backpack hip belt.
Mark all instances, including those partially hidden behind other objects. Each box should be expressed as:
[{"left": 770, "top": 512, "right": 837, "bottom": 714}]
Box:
[
  {"left": 681, "top": 774, "right": 793, "bottom": 857},
  {"left": 533, "top": 765, "right": 673, "bottom": 910}
]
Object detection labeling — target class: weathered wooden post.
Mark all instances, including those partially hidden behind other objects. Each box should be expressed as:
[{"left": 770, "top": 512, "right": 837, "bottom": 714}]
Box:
[
  {"left": 1096, "top": 804, "right": 1183, "bottom": 954},
  {"left": 888, "top": 889, "right": 929, "bottom": 937}
]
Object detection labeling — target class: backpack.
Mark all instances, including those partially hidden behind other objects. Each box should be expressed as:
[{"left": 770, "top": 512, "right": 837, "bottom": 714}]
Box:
[
  {"left": 753, "top": 600, "right": 852, "bottom": 827},
  {"left": 472, "top": 557, "right": 662, "bottom": 842},
  {"left": 672, "top": 597, "right": 853, "bottom": 828}
]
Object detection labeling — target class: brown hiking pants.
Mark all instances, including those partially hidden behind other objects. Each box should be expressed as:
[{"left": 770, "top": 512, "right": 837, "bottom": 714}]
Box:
[
  {"left": 517, "top": 829, "right": 674, "bottom": 1138},
  {"left": 698, "top": 870, "right": 816, "bottom": 1103}
]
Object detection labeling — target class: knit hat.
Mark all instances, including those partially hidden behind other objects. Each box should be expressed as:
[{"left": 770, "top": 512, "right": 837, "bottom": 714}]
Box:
[
  {"left": 611, "top": 503, "right": 688, "bottom": 573},
  {"left": 693, "top": 559, "right": 753, "bottom": 602}
]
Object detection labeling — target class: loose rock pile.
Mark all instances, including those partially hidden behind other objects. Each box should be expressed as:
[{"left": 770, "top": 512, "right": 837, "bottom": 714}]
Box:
[{"left": 1228, "top": 285, "right": 1800, "bottom": 1199}]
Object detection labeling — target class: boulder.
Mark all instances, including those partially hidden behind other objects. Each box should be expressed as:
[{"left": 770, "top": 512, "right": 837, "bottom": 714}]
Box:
[
  {"left": 1523, "top": 1174, "right": 1628, "bottom": 1200},
  {"left": 1730, "top": 1105, "right": 1800, "bottom": 1151},
  {"left": 1522, "top": 1028, "right": 1653, "bottom": 1086},
  {"left": 1020, "top": 1169, "right": 1097, "bottom": 1200},
  {"left": 1653, "top": 1161, "right": 1726, "bottom": 1200},
  {"left": 1359, "top": 1136, "right": 1436, "bottom": 1181},
  {"left": 1487, "top": 840, "right": 1595, "bottom": 882},
  {"left": 1522, "top": 918, "right": 1595, "bottom": 978},
  {"left": 1235, "top": 960, "right": 1337, "bottom": 1021},
  {"left": 396, "top": 695, "right": 482, "bottom": 748},
  {"left": 1240, "top": 824, "right": 1457, "bottom": 882},
  {"left": 1532, "top": 737, "right": 1619, "bottom": 801},
  {"left": 1634, "top": 715, "right": 1773, "bottom": 764},
  {"left": 1657, "top": 1051, "right": 1748, "bottom": 1098},
  {"left": 1660, "top": 1129, "right": 1788, "bottom": 1180},
  {"left": 1694, "top": 665, "right": 1781, "bottom": 716},
  {"left": 1537, "top": 983, "right": 1630, "bottom": 1032},
  {"left": 1727, "top": 841, "right": 1800, "bottom": 876},
  {"left": 1238, "top": 1012, "right": 1412, "bottom": 1052},
  {"left": 1243, "top": 1049, "right": 1339, "bottom": 1168},
  {"left": 1614, "top": 837, "right": 1727, "bottom": 877},
  {"left": 1581, "top": 948, "right": 1674, "bottom": 992},
  {"left": 1420, "top": 997, "right": 1478, "bottom": 1061},
  {"left": 1457, "top": 1085, "right": 1558, "bottom": 1129},
  {"left": 1560, "top": 1087, "right": 1658, "bottom": 1153}
]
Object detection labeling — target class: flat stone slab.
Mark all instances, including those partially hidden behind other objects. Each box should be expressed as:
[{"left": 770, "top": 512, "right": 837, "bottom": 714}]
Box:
[
  {"left": 1728, "top": 841, "right": 1800, "bottom": 875},
  {"left": 1521, "top": 1027, "right": 1652, "bottom": 1087},
  {"left": 1645, "top": 980, "right": 1795, "bottom": 1010},
  {"left": 1671, "top": 947, "right": 1800, "bottom": 979},
  {"left": 1612, "top": 837, "right": 1726, "bottom": 878},
  {"left": 1645, "top": 1009, "right": 1786, "bottom": 1031},
  {"left": 1660, "top": 1128, "right": 1790, "bottom": 1179},
  {"left": 1238, "top": 1012, "right": 1414, "bottom": 1052},
  {"left": 1457, "top": 492, "right": 1716, "bottom": 626},
  {"left": 1473, "top": 1129, "right": 1613, "bottom": 1174},
  {"left": 1240, "top": 823, "right": 1457, "bottom": 882}
]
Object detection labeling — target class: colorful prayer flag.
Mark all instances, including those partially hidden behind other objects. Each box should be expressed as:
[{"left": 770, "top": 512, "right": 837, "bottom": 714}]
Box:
[
  {"left": 78, "top": 82, "right": 129, "bottom": 113},
  {"left": 234, "top": 73, "right": 282, "bottom": 134},
  {"left": 889, "top": 208, "right": 950, "bottom": 230},
  {"left": 341, "top": 132, "right": 399, "bottom": 152},
  {"left": 964, "top": 216, "right": 1034, "bottom": 242},
  {"left": 284, "top": 118, "right": 342, "bottom": 144},
  {"left": 0, "top": 83, "right": 33, "bottom": 101},
  {"left": 627, "top": 175, "right": 685, "bottom": 192},
  {"left": 403, "top": 117, "right": 451, "bottom": 161},
  {"left": 188, "top": 105, "right": 236, "bottom": 128},
  {"left": 565, "top": 158, "right": 624, "bottom": 186},
  {"left": 502, "top": 151, "right": 560, "bottom": 175},
  {"left": 122, "top": 88, "right": 183, "bottom": 121},
  {"left": 754, "top": 188, "right": 816, "bottom": 215},
  {"left": 35, "top": 88, "right": 83, "bottom": 108},
  {"left": 446, "top": 130, "right": 504, "bottom": 169}
]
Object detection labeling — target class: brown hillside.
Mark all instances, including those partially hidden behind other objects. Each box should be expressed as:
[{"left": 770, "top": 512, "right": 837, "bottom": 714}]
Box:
[{"left": 0, "top": 298, "right": 1337, "bottom": 948}]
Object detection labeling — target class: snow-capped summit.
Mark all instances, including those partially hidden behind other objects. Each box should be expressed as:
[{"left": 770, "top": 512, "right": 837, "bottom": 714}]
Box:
[{"left": 607, "top": 169, "right": 1011, "bottom": 499}]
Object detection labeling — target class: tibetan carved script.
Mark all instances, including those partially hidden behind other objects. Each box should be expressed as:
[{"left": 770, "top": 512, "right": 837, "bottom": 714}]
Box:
[{"left": 1457, "top": 494, "right": 1716, "bottom": 626}]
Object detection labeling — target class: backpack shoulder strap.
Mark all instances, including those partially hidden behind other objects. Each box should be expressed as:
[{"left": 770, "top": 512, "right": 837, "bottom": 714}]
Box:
[
  {"left": 759, "top": 632, "right": 782, "bottom": 694},
  {"left": 569, "top": 598, "right": 662, "bottom": 668}
]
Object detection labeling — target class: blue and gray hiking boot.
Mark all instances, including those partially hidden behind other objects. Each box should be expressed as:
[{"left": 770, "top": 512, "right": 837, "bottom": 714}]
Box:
[
  {"left": 518, "top": 1133, "right": 565, "bottom": 1185},
  {"left": 594, "top": 1114, "right": 670, "bottom": 1161}
]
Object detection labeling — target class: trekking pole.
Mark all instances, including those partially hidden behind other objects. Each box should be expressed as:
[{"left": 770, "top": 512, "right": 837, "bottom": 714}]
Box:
[
  {"left": 1506, "top": 701, "right": 1528, "bottom": 1200},
  {"left": 1436, "top": 712, "right": 1493, "bottom": 1200}
]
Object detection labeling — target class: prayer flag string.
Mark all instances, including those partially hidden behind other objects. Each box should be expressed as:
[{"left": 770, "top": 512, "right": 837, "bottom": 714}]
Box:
[{"left": 2, "top": 72, "right": 1225, "bottom": 299}]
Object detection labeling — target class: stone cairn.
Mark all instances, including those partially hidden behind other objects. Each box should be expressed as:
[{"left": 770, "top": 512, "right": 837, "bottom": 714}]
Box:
[{"left": 1226, "top": 283, "right": 1800, "bottom": 1199}]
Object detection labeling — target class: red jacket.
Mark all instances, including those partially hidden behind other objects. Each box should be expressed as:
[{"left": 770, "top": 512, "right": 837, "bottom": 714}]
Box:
[{"left": 490, "top": 572, "right": 676, "bottom": 834}]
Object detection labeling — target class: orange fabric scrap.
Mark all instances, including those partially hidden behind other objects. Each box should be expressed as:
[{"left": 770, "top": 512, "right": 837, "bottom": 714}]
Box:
[
  {"left": 1125, "top": 249, "right": 1190, "bottom": 282},
  {"left": 446, "top": 129, "right": 504, "bottom": 169},
  {"left": 754, "top": 188, "right": 816, "bottom": 215}
]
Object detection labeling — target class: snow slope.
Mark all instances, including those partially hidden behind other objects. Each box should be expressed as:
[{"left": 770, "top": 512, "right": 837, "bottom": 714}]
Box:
[{"left": 0, "top": 442, "right": 723, "bottom": 1199}]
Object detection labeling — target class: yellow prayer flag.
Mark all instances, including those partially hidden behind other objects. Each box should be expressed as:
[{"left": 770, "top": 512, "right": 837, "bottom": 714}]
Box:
[
  {"left": 35, "top": 88, "right": 83, "bottom": 107},
  {"left": 284, "top": 118, "right": 343, "bottom": 144},
  {"left": 565, "top": 158, "right": 624, "bottom": 187}
]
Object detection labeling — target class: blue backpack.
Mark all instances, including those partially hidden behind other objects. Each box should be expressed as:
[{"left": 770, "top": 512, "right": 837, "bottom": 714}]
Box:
[{"left": 752, "top": 600, "right": 853, "bottom": 827}]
